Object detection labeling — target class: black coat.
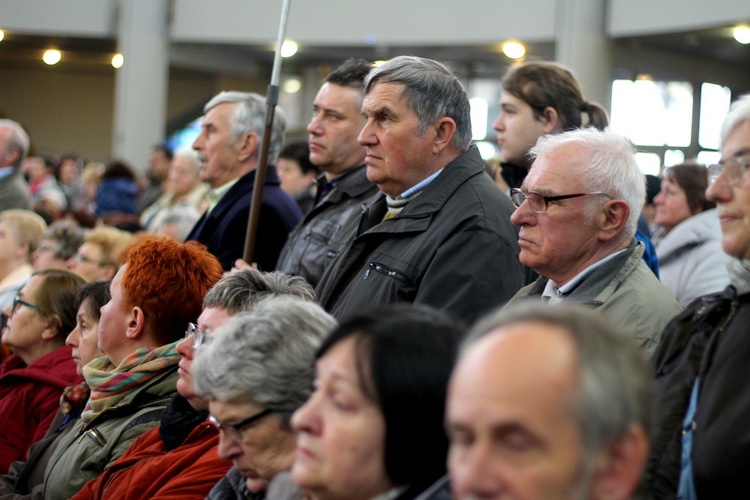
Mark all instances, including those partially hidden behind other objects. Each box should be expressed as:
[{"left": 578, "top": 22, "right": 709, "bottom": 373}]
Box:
[
  {"left": 186, "top": 166, "right": 302, "bottom": 272},
  {"left": 647, "top": 286, "right": 750, "bottom": 498},
  {"left": 316, "top": 146, "right": 524, "bottom": 324}
]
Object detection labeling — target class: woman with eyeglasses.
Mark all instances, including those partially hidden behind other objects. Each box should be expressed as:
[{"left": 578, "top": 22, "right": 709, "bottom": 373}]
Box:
[
  {"left": 0, "top": 280, "right": 109, "bottom": 497},
  {"left": 285, "top": 305, "right": 462, "bottom": 500},
  {"left": 193, "top": 296, "right": 336, "bottom": 500},
  {"left": 653, "top": 163, "right": 730, "bottom": 307},
  {"left": 648, "top": 94, "right": 750, "bottom": 497},
  {"left": 0, "top": 268, "right": 85, "bottom": 474}
]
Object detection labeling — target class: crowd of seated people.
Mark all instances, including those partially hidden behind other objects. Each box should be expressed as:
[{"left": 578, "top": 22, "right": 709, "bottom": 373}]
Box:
[{"left": 0, "top": 54, "right": 749, "bottom": 499}]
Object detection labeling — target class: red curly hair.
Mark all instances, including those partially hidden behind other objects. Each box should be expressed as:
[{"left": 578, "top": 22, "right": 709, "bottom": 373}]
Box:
[{"left": 121, "top": 237, "right": 222, "bottom": 345}]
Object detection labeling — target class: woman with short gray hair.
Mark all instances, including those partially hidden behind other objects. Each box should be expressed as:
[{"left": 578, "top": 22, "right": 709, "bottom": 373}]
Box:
[{"left": 193, "top": 296, "right": 336, "bottom": 499}]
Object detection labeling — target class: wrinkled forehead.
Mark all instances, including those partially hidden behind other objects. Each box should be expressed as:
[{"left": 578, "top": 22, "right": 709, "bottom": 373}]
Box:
[
  {"left": 722, "top": 120, "right": 750, "bottom": 160},
  {"left": 525, "top": 150, "right": 587, "bottom": 195}
]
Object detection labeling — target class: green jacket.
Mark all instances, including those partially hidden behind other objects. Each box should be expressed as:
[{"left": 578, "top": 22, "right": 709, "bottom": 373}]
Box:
[
  {"left": 42, "top": 366, "right": 178, "bottom": 500},
  {"left": 508, "top": 240, "right": 681, "bottom": 357}
]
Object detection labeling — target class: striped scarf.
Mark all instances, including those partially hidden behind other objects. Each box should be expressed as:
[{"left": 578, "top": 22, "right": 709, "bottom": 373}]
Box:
[
  {"left": 383, "top": 191, "right": 423, "bottom": 221},
  {"left": 81, "top": 341, "right": 180, "bottom": 424}
]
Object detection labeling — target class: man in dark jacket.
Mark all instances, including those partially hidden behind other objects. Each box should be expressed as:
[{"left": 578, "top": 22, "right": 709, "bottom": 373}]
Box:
[
  {"left": 316, "top": 56, "right": 524, "bottom": 323},
  {"left": 186, "top": 91, "right": 302, "bottom": 271},
  {"left": 276, "top": 58, "right": 379, "bottom": 287},
  {"left": 0, "top": 119, "right": 33, "bottom": 212}
]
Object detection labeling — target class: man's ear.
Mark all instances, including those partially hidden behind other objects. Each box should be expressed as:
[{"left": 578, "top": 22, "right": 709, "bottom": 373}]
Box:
[
  {"left": 2, "top": 147, "right": 20, "bottom": 168},
  {"left": 598, "top": 199, "right": 630, "bottom": 242},
  {"left": 541, "top": 106, "right": 560, "bottom": 134},
  {"left": 432, "top": 117, "right": 457, "bottom": 155},
  {"left": 237, "top": 132, "right": 259, "bottom": 162},
  {"left": 589, "top": 425, "right": 649, "bottom": 500},
  {"left": 125, "top": 306, "right": 146, "bottom": 340}
]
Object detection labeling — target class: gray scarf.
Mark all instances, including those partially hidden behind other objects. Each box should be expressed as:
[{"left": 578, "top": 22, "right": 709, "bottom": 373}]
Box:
[{"left": 727, "top": 258, "right": 750, "bottom": 295}]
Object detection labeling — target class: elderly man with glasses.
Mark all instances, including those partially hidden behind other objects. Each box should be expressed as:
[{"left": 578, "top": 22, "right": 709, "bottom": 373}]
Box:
[{"left": 505, "top": 127, "right": 680, "bottom": 356}]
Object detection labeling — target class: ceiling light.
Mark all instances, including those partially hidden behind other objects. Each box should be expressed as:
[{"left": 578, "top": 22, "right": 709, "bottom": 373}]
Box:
[
  {"left": 111, "top": 53, "right": 124, "bottom": 68},
  {"left": 283, "top": 77, "right": 301, "bottom": 93},
  {"left": 0, "top": 30, "right": 5, "bottom": 43},
  {"left": 502, "top": 41, "right": 526, "bottom": 60},
  {"left": 43, "top": 49, "right": 61, "bottom": 65},
  {"left": 734, "top": 26, "right": 750, "bottom": 45},
  {"left": 280, "top": 40, "right": 298, "bottom": 58}
]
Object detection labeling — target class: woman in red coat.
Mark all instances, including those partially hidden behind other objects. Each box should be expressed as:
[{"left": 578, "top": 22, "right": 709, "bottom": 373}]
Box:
[{"left": 0, "top": 268, "right": 85, "bottom": 473}]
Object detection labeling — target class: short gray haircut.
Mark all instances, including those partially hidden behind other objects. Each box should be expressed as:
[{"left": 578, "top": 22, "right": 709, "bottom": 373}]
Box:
[
  {"left": 204, "top": 91, "right": 287, "bottom": 162},
  {"left": 364, "top": 56, "right": 472, "bottom": 151},
  {"left": 43, "top": 220, "right": 85, "bottom": 260},
  {"left": 721, "top": 93, "right": 750, "bottom": 147},
  {"left": 172, "top": 147, "right": 202, "bottom": 175},
  {"left": 465, "top": 303, "right": 653, "bottom": 472},
  {"left": 202, "top": 268, "right": 315, "bottom": 314},
  {"left": 0, "top": 119, "right": 30, "bottom": 168},
  {"left": 193, "top": 296, "right": 336, "bottom": 426},
  {"left": 530, "top": 127, "right": 644, "bottom": 237},
  {"left": 158, "top": 207, "right": 201, "bottom": 243}
]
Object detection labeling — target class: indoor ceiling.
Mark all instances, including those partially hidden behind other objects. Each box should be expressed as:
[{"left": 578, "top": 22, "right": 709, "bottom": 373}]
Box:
[{"left": 0, "top": 24, "right": 748, "bottom": 76}]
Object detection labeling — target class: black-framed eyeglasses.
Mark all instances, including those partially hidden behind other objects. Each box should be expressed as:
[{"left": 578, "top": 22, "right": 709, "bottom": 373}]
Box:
[
  {"left": 510, "top": 188, "right": 611, "bottom": 214},
  {"left": 184, "top": 322, "right": 212, "bottom": 350},
  {"left": 708, "top": 156, "right": 750, "bottom": 186},
  {"left": 208, "top": 409, "right": 274, "bottom": 442},
  {"left": 11, "top": 296, "right": 43, "bottom": 315}
]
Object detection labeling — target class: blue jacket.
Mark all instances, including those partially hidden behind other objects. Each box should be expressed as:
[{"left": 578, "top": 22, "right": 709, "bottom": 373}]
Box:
[{"left": 96, "top": 178, "right": 138, "bottom": 216}]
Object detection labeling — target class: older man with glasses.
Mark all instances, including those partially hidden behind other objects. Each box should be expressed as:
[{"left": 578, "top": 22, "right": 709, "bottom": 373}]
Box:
[
  {"left": 647, "top": 94, "right": 750, "bottom": 498},
  {"left": 505, "top": 127, "right": 680, "bottom": 356},
  {"left": 70, "top": 269, "right": 317, "bottom": 500}
]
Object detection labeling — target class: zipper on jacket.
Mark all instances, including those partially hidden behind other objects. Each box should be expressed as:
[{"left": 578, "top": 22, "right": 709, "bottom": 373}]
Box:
[
  {"left": 364, "top": 262, "right": 412, "bottom": 284},
  {"left": 79, "top": 428, "right": 108, "bottom": 448}
]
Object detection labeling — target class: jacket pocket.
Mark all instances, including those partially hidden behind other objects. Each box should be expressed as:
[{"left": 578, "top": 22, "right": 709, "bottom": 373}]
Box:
[
  {"left": 364, "top": 261, "right": 415, "bottom": 285},
  {"left": 81, "top": 428, "right": 108, "bottom": 448}
]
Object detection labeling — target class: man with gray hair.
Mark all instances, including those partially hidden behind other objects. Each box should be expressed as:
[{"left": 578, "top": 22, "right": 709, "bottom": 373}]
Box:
[
  {"left": 506, "top": 127, "right": 680, "bottom": 354},
  {"left": 0, "top": 119, "right": 33, "bottom": 211},
  {"left": 316, "top": 56, "right": 523, "bottom": 323},
  {"left": 186, "top": 91, "right": 302, "bottom": 271},
  {"left": 447, "top": 303, "right": 652, "bottom": 500}
]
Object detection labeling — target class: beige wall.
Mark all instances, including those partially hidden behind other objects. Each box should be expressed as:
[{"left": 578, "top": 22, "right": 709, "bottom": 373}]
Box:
[{"left": 0, "top": 65, "right": 262, "bottom": 165}]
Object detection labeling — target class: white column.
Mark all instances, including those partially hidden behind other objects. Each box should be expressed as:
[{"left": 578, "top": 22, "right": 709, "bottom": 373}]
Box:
[
  {"left": 112, "top": 0, "right": 169, "bottom": 175},
  {"left": 554, "top": 0, "right": 612, "bottom": 112}
]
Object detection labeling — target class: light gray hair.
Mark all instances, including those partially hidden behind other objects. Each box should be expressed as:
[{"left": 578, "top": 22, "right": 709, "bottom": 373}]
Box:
[
  {"left": 0, "top": 119, "right": 30, "bottom": 168},
  {"left": 364, "top": 56, "right": 472, "bottom": 151},
  {"left": 193, "top": 296, "right": 336, "bottom": 426},
  {"left": 721, "top": 93, "right": 750, "bottom": 147},
  {"left": 204, "top": 91, "right": 287, "bottom": 162},
  {"left": 202, "top": 268, "right": 315, "bottom": 314},
  {"left": 530, "top": 127, "right": 644, "bottom": 237},
  {"left": 158, "top": 207, "right": 201, "bottom": 243},
  {"left": 464, "top": 302, "right": 653, "bottom": 474},
  {"left": 173, "top": 146, "right": 202, "bottom": 175}
]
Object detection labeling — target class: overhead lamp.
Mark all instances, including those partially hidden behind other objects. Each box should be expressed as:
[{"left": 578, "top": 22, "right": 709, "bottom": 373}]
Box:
[
  {"left": 502, "top": 41, "right": 526, "bottom": 60},
  {"left": 111, "top": 53, "right": 124, "bottom": 68},
  {"left": 43, "top": 49, "right": 61, "bottom": 65},
  {"left": 283, "top": 77, "right": 302, "bottom": 93},
  {"left": 734, "top": 26, "right": 750, "bottom": 45},
  {"left": 280, "top": 40, "right": 298, "bottom": 58},
  {"left": 0, "top": 30, "right": 5, "bottom": 42}
]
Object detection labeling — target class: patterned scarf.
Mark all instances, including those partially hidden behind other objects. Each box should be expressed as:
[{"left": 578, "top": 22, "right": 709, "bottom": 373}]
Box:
[
  {"left": 728, "top": 258, "right": 750, "bottom": 295},
  {"left": 81, "top": 341, "right": 180, "bottom": 424},
  {"left": 59, "top": 382, "right": 91, "bottom": 417},
  {"left": 383, "top": 191, "right": 423, "bottom": 221}
]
